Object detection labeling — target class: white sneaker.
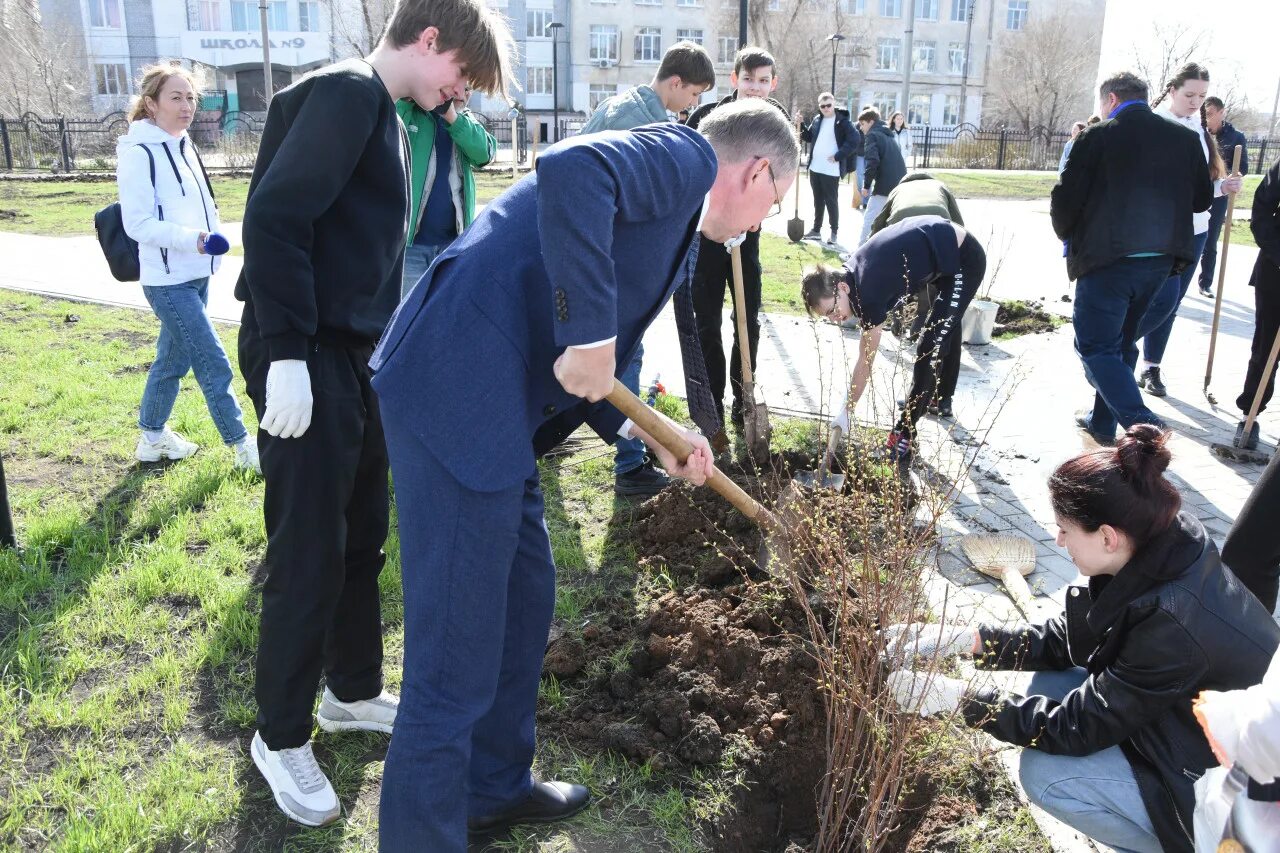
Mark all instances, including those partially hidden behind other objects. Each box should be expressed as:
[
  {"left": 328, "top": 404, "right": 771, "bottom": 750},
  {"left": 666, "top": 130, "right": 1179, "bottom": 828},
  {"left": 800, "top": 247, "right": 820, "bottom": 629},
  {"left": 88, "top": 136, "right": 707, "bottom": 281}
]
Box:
[
  {"left": 250, "top": 731, "right": 340, "bottom": 827},
  {"left": 233, "top": 437, "right": 261, "bottom": 475},
  {"left": 135, "top": 428, "right": 198, "bottom": 462},
  {"left": 316, "top": 687, "right": 398, "bottom": 734}
]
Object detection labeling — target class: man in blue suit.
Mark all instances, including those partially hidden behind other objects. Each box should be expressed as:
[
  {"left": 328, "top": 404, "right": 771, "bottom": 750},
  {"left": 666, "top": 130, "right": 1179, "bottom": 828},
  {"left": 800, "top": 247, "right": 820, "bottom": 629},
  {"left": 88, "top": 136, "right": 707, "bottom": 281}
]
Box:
[{"left": 370, "top": 100, "right": 797, "bottom": 850}]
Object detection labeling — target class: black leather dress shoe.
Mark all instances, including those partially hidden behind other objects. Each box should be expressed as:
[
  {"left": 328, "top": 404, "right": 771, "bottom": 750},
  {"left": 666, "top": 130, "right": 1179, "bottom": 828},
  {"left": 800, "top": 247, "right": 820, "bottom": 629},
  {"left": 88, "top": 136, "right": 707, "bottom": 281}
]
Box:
[{"left": 468, "top": 781, "right": 592, "bottom": 836}]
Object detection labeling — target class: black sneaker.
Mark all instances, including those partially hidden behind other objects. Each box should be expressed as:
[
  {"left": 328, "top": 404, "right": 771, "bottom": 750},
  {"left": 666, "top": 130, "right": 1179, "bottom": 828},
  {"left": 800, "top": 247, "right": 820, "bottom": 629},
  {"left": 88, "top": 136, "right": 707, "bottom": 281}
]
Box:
[
  {"left": 729, "top": 401, "right": 745, "bottom": 428},
  {"left": 803, "top": 228, "right": 821, "bottom": 241},
  {"left": 1235, "top": 420, "right": 1260, "bottom": 451},
  {"left": 1074, "top": 412, "right": 1116, "bottom": 446},
  {"left": 469, "top": 780, "right": 592, "bottom": 836},
  {"left": 615, "top": 461, "right": 671, "bottom": 497},
  {"left": 934, "top": 398, "right": 954, "bottom": 418},
  {"left": 1138, "top": 366, "right": 1167, "bottom": 397}
]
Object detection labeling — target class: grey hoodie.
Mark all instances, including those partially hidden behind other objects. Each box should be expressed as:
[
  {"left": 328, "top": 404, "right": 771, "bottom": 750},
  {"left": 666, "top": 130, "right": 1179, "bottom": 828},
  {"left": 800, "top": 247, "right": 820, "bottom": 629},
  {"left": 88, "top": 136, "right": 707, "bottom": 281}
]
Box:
[{"left": 580, "top": 85, "right": 671, "bottom": 133}]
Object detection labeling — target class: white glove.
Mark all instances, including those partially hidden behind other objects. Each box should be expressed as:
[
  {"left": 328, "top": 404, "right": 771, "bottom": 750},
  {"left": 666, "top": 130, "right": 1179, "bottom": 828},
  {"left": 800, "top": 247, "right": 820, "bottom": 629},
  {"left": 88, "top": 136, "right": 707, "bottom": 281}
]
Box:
[
  {"left": 832, "top": 403, "right": 850, "bottom": 433},
  {"left": 724, "top": 231, "right": 748, "bottom": 250},
  {"left": 881, "top": 622, "right": 977, "bottom": 664},
  {"left": 886, "top": 669, "right": 969, "bottom": 717},
  {"left": 261, "top": 359, "right": 313, "bottom": 439}
]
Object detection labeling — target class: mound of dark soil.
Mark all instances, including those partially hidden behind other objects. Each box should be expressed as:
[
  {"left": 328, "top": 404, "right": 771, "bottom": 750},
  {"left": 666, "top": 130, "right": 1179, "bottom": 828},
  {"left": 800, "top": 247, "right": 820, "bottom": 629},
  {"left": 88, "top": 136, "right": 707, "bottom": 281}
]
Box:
[{"left": 995, "top": 300, "right": 1065, "bottom": 337}]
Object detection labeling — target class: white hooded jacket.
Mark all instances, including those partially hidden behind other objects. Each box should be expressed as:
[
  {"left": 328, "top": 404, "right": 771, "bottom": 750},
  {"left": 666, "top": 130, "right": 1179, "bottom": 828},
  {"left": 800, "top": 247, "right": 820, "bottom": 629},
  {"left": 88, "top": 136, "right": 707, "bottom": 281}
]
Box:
[{"left": 115, "top": 119, "right": 221, "bottom": 286}]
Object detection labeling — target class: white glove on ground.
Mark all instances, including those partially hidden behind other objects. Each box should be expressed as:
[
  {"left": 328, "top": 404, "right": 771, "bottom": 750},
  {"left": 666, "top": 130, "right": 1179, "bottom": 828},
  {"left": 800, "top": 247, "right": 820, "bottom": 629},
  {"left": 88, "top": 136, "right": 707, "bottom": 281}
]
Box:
[
  {"left": 262, "top": 359, "right": 313, "bottom": 439},
  {"left": 886, "top": 669, "right": 969, "bottom": 717},
  {"left": 881, "top": 622, "right": 978, "bottom": 664}
]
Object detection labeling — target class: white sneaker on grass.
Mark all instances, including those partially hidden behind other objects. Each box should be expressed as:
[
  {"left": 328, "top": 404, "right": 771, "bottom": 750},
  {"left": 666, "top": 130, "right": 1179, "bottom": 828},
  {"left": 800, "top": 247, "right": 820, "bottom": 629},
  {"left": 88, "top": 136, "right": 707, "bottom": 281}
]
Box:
[
  {"left": 233, "top": 437, "right": 261, "bottom": 475},
  {"left": 316, "top": 687, "right": 398, "bottom": 734},
  {"left": 250, "top": 731, "right": 340, "bottom": 827},
  {"left": 135, "top": 428, "right": 198, "bottom": 463}
]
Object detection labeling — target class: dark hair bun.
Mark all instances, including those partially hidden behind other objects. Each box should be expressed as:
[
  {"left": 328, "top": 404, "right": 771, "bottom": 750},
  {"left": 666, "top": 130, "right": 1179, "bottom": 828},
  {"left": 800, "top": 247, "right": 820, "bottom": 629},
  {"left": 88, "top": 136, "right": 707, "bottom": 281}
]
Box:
[{"left": 1116, "top": 424, "right": 1172, "bottom": 481}]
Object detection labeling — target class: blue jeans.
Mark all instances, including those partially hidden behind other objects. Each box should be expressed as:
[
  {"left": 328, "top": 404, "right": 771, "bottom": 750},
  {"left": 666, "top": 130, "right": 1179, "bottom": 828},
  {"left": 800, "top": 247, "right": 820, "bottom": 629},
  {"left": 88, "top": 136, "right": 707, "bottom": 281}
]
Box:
[
  {"left": 858, "top": 193, "right": 888, "bottom": 246},
  {"left": 1198, "top": 196, "right": 1229, "bottom": 291},
  {"left": 614, "top": 344, "right": 647, "bottom": 475},
  {"left": 1015, "top": 669, "right": 1161, "bottom": 853},
  {"left": 1073, "top": 255, "right": 1173, "bottom": 438},
  {"left": 854, "top": 156, "right": 866, "bottom": 206},
  {"left": 379, "top": 417, "right": 554, "bottom": 852},
  {"left": 402, "top": 242, "right": 449, "bottom": 301},
  {"left": 140, "top": 278, "right": 247, "bottom": 445},
  {"left": 1141, "top": 230, "right": 1210, "bottom": 365}
]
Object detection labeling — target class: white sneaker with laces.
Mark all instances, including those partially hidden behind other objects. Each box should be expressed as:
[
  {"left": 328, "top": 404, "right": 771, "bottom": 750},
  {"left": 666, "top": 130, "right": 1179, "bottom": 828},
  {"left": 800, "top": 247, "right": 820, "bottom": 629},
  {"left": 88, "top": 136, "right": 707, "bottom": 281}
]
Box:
[
  {"left": 250, "top": 731, "right": 340, "bottom": 826},
  {"left": 233, "top": 437, "right": 261, "bottom": 475},
  {"left": 316, "top": 687, "right": 398, "bottom": 734},
  {"left": 135, "top": 428, "right": 198, "bottom": 462}
]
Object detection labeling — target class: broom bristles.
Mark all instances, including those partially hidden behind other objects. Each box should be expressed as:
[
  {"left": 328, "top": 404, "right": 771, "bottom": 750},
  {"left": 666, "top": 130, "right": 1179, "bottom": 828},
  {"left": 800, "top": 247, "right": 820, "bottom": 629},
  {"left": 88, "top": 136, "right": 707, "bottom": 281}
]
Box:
[{"left": 960, "top": 533, "right": 1035, "bottom": 574}]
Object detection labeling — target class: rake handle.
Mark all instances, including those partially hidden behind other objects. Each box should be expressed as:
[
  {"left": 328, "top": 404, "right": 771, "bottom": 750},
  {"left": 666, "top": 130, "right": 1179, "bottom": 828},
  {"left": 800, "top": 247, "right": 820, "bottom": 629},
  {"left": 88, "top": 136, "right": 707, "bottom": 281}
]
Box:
[
  {"left": 1243, "top": 324, "right": 1280, "bottom": 439},
  {"left": 1205, "top": 145, "right": 1243, "bottom": 394}
]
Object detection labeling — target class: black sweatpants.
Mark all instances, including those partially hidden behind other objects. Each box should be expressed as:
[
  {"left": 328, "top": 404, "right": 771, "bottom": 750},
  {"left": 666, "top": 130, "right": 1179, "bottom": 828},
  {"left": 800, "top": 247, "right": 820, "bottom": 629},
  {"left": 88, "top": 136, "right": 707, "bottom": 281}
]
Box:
[
  {"left": 910, "top": 281, "right": 961, "bottom": 403},
  {"left": 897, "top": 234, "right": 986, "bottom": 440},
  {"left": 1235, "top": 261, "right": 1280, "bottom": 419},
  {"left": 1222, "top": 449, "right": 1280, "bottom": 613},
  {"left": 810, "top": 172, "right": 840, "bottom": 233},
  {"left": 239, "top": 317, "right": 389, "bottom": 750},
  {"left": 691, "top": 228, "right": 762, "bottom": 422}
]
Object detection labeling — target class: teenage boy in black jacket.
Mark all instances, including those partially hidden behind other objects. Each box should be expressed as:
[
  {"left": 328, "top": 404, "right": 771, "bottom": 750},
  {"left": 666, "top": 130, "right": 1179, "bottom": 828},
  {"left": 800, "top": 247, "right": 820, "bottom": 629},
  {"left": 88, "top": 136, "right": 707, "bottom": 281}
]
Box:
[
  {"left": 800, "top": 93, "right": 858, "bottom": 245},
  {"left": 685, "top": 47, "right": 790, "bottom": 434},
  {"left": 856, "top": 107, "right": 907, "bottom": 246},
  {"left": 1232, "top": 155, "right": 1280, "bottom": 451},
  {"left": 1051, "top": 71, "right": 1212, "bottom": 445},
  {"left": 1199, "top": 96, "right": 1251, "bottom": 296},
  {"left": 235, "top": 0, "right": 513, "bottom": 827}
]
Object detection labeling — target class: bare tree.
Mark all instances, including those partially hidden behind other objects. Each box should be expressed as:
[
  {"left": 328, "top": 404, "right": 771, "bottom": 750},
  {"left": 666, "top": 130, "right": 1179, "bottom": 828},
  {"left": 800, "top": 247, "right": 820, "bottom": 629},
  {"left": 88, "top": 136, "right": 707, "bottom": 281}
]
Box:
[
  {"left": 0, "top": 0, "right": 92, "bottom": 115},
  {"left": 985, "top": 8, "right": 1098, "bottom": 131},
  {"left": 330, "top": 0, "right": 394, "bottom": 58},
  {"left": 1128, "top": 22, "right": 1212, "bottom": 99}
]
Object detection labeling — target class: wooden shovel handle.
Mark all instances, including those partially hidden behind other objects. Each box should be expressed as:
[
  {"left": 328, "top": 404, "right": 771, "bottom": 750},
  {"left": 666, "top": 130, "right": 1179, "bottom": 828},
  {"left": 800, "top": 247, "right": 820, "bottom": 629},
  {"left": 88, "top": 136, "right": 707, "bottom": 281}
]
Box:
[
  {"left": 818, "top": 424, "right": 843, "bottom": 480},
  {"left": 606, "top": 379, "right": 775, "bottom": 525},
  {"left": 1206, "top": 145, "right": 1243, "bottom": 390},
  {"left": 730, "top": 245, "right": 756, "bottom": 387}
]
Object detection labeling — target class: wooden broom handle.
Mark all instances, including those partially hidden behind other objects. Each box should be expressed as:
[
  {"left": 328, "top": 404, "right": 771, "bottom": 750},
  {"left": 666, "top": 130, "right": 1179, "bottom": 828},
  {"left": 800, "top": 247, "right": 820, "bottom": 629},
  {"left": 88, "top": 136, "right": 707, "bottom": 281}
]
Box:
[{"left": 1206, "top": 145, "right": 1243, "bottom": 389}]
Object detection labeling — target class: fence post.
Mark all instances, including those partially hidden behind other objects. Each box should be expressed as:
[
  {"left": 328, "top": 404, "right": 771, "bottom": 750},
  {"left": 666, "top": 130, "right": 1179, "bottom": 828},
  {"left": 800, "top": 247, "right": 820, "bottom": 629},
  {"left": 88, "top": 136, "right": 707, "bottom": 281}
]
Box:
[
  {"left": 58, "top": 117, "right": 72, "bottom": 172},
  {"left": 0, "top": 119, "right": 11, "bottom": 172},
  {"left": 922, "top": 125, "right": 931, "bottom": 169},
  {"left": 1257, "top": 140, "right": 1268, "bottom": 176},
  {"left": 996, "top": 128, "right": 1008, "bottom": 170}
]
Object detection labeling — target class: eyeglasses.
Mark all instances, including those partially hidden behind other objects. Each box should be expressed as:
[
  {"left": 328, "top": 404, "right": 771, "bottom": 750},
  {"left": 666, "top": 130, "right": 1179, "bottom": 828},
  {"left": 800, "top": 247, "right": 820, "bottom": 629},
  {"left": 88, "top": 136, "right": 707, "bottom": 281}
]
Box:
[
  {"left": 763, "top": 162, "right": 783, "bottom": 219},
  {"left": 819, "top": 103, "right": 835, "bottom": 109}
]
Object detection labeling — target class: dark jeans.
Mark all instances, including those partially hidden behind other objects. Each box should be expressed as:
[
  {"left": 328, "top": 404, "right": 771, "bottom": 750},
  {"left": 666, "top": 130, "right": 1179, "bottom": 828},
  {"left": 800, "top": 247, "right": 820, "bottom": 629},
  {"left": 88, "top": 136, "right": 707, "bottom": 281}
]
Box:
[
  {"left": 1141, "top": 231, "right": 1209, "bottom": 365},
  {"left": 810, "top": 171, "right": 840, "bottom": 233},
  {"left": 1074, "top": 255, "right": 1174, "bottom": 439},
  {"left": 691, "top": 228, "right": 762, "bottom": 421},
  {"left": 897, "top": 235, "right": 985, "bottom": 440},
  {"left": 1236, "top": 266, "right": 1280, "bottom": 419},
  {"left": 238, "top": 319, "right": 389, "bottom": 750},
  {"left": 1222, "top": 450, "right": 1280, "bottom": 614},
  {"left": 1197, "top": 196, "right": 1229, "bottom": 291}
]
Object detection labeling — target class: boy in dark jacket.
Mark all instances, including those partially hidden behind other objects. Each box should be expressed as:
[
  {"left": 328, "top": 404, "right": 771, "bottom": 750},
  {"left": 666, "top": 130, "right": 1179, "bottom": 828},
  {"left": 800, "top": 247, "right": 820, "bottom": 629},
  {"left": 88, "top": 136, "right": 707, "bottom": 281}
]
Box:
[
  {"left": 1051, "top": 71, "right": 1211, "bottom": 445},
  {"left": 856, "top": 107, "right": 907, "bottom": 246},
  {"left": 1199, "top": 96, "right": 1251, "bottom": 296},
  {"left": 800, "top": 92, "right": 859, "bottom": 245},
  {"left": 235, "top": 0, "right": 513, "bottom": 827},
  {"left": 1232, "top": 155, "right": 1280, "bottom": 450}
]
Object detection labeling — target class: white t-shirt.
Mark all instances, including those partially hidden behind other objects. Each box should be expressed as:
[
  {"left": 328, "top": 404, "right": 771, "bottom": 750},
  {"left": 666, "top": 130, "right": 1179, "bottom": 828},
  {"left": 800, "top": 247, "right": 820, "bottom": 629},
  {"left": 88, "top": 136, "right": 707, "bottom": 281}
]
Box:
[{"left": 810, "top": 117, "right": 840, "bottom": 177}]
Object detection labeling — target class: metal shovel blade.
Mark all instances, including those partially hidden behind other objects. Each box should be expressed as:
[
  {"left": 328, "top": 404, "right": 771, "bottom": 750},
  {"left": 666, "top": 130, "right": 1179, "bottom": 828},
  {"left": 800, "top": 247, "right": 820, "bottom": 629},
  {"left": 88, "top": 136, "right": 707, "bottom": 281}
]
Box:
[
  {"left": 787, "top": 216, "right": 805, "bottom": 242},
  {"left": 793, "top": 469, "right": 846, "bottom": 491}
]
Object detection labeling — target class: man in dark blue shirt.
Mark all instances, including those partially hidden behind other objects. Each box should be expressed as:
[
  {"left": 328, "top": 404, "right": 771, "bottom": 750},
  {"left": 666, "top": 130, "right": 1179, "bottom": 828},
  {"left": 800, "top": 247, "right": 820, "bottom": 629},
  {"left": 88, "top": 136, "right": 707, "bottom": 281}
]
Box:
[
  {"left": 1200, "top": 96, "right": 1251, "bottom": 297},
  {"left": 801, "top": 215, "right": 986, "bottom": 466}
]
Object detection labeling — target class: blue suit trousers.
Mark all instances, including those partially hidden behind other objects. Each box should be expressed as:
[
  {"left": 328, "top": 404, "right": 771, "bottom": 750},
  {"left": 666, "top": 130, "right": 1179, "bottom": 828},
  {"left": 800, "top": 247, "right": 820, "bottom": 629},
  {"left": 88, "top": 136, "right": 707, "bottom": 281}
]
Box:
[{"left": 379, "top": 412, "right": 555, "bottom": 852}]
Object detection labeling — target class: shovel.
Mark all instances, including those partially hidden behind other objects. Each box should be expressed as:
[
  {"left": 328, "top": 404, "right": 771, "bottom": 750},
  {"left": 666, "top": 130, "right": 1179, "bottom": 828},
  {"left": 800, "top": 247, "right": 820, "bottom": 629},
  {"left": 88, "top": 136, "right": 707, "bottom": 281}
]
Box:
[
  {"left": 731, "top": 245, "right": 772, "bottom": 459},
  {"left": 1211, "top": 323, "right": 1280, "bottom": 465},
  {"left": 794, "top": 424, "right": 847, "bottom": 491},
  {"left": 787, "top": 123, "right": 806, "bottom": 242},
  {"left": 1204, "top": 145, "right": 1243, "bottom": 405}
]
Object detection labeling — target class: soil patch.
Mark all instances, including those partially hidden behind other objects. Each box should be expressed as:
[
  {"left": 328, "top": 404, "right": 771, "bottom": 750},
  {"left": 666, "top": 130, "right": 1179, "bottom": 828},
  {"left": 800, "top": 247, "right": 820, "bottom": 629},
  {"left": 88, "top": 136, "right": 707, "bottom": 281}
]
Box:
[{"left": 994, "top": 300, "right": 1066, "bottom": 338}]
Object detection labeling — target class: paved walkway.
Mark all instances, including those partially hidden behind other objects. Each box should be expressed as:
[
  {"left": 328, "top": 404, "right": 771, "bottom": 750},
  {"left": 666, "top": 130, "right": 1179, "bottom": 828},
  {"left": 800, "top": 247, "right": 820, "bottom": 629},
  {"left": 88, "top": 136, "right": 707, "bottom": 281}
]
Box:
[{"left": 2, "top": 192, "right": 1274, "bottom": 853}]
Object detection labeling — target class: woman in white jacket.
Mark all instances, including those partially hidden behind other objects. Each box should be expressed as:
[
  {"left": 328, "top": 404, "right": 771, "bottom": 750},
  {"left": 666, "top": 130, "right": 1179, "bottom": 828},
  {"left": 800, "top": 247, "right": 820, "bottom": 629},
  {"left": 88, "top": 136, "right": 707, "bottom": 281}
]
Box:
[
  {"left": 116, "top": 63, "right": 257, "bottom": 473},
  {"left": 889, "top": 111, "right": 913, "bottom": 161}
]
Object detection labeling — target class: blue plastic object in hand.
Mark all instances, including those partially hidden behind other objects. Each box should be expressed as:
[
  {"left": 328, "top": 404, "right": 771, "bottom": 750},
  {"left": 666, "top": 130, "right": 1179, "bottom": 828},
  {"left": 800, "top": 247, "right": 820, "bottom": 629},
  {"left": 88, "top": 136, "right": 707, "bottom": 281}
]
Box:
[{"left": 204, "top": 232, "right": 230, "bottom": 256}]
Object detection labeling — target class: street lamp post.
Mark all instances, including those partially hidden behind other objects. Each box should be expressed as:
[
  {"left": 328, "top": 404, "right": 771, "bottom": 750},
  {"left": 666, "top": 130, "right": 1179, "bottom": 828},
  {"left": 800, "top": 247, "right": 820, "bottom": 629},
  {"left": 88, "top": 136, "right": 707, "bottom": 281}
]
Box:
[
  {"left": 548, "top": 21, "right": 565, "bottom": 143},
  {"left": 827, "top": 33, "right": 845, "bottom": 95},
  {"left": 258, "top": 1, "right": 273, "bottom": 107}
]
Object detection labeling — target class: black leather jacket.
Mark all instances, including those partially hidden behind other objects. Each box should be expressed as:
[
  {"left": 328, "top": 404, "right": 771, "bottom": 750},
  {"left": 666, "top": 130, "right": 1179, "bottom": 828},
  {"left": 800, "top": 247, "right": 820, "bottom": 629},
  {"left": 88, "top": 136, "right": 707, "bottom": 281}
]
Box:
[{"left": 964, "top": 513, "right": 1280, "bottom": 852}]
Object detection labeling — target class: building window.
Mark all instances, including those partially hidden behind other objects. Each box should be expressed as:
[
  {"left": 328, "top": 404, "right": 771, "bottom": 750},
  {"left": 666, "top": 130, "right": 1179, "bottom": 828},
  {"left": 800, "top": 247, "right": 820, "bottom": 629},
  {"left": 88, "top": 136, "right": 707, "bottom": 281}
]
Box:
[
  {"left": 918, "top": 0, "right": 938, "bottom": 18},
  {"left": 89, "top": 0, "right": 121, "bottom": 28},
  {"left": 232, "top": 1, "right": 286, "bottom": 30},
  {"left": 948, "top": 42, "right": 967, "bottom": 74},
  {"left": 872, "top": 92, "right": 899, "bottom": 118},
  {"left": 912, "top": 41, "right": 935, "bottom": 72},
  {"left": 634, "top": 0, "right": 662, "bottom": 6},
  {"left": 840, "top": 50, "right": 859, "bottom": 71},
  {"left": 717, "top": 35, "right": 737, "bottom": 64},
  {"left": 880, "top": 0, "right": 900, "bottom": 16},
  {"left": 526, "top": 66, "right": 553, "bottom": 95},
  {"left": 841, "top": 0, "right": 866, "bottom": 12},
  {"left": 676, "top": 28, "right": 704, "bottom": 45},
  {"left": 634, "top": 27, "right": 662, "bottom": 62},
  {"left": 589, "top": 25, "right": 619, "bottom": 61},
  {"left": 299, "top": 1, "right": 320, "bottom": 31},
  {"left": 196, "top": 0, "right": 220, "bottom": 30},
  {"left": 589, "top": 84, "right": 617, "bottom": 111},
  {"left": 876, "top": 38, "right": 900, "bottom": 71},
  {"left": 951, "top": 0, "right": 972, "bottom": 22},
  {"left": 1007, "top": 0, "right": 1028, "bottom": 29},
  {"left": 677, "top": 0, "right": 701, "bottom": 6},
  {"left": 95, "top": 63, "right": 128, "bottom": 95},
  {"left": 908, "top": 94, "right": 931, "bottom": 125},
  {"left": 943, "top": 94, "right": 961, "bottom": 125},
  {"left": 527, "top": 9, "right": 553, "bottom": 38}
]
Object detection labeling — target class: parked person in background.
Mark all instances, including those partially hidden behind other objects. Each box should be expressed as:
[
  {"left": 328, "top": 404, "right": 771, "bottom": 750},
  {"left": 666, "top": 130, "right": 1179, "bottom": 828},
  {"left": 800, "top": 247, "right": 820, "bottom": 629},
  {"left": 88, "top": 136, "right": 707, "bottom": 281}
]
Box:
[
  {"left": 1231, "top": 155, "right": 1280, "bottom": 451},
  {"left": 116, "top": 62, "right": 259, "bottom": 475},
  {"left": 888, "top": 110, "right": 913, "bottom": 162},
  {"left": 883, "top": 425, "right": 1280, "bottom": 853},
  {"left": 800, "top": 91, "right": 858, "bottom": 245},
  {"left": 685, "top": 47, "right": 790, "bottom": 437},
  {"left": 235, "top": 0, "right": 513, "bottom": 827},
  {"left": 856, "top": 107, "right": 907, "bottom": 246},
  {"left": 1051, "top": 71, "right": 1211, "bottom": 446},
  {"left": 1058, "top": 120, "right": 1087, "bottom": 175},
  {"left": 399, "top": 85, "right": 497, "bottom": 299},
  {"left": 577, "top": 39, "right": 716, "bottom": 497},
  {"left": 1199, "top": 95, "right": 1251, "bottom": 297},
  {"left": 802, "top": 215, "right": 985, "bottom": 467},
  {"left": 1137, "top": 63, "right": 1240, "bottom": 399}
]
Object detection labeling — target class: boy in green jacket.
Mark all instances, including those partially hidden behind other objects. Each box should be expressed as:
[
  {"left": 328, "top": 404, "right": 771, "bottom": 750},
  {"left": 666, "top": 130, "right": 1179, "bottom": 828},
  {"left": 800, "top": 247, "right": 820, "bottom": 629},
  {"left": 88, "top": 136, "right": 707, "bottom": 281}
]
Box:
[{"left": 399, "top": 88, "right": 497, "bottom": 297}]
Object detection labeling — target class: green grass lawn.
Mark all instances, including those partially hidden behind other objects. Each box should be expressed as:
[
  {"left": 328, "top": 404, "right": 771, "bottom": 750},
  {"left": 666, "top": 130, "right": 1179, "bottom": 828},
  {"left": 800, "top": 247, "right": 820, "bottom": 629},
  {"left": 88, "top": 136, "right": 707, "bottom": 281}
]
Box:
[
  {"left": 0, "top": 178, "right": 249, "bottom": 237},
  {"left": 758, "top": 233, "right": 844, "bottom": 315}
]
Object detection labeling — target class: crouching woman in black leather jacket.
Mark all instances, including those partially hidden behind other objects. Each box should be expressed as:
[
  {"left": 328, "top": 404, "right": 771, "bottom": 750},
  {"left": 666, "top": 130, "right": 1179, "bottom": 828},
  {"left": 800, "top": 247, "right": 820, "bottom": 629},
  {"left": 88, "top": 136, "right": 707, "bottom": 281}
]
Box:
[{"left": 882, "top": 425, "right": 1280, "bottom": 853}]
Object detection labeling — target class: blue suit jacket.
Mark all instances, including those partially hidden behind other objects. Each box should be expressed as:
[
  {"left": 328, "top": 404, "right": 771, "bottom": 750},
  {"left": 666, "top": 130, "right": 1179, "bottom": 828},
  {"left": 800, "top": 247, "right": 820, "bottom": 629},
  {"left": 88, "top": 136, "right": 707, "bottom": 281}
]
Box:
[{"left": 370, "top": 122, "right": 718, "bottom": 492}]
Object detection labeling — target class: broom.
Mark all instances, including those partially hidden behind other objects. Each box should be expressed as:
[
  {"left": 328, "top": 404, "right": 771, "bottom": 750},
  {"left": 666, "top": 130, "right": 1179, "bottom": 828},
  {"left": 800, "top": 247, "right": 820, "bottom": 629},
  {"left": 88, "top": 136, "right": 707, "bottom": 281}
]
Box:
[
  {"left": 1204, "top": 145, "right": 1244, "bottom": 405},
  {"left": 960, "top": 534, "right": 1037, "bottom": 619}
]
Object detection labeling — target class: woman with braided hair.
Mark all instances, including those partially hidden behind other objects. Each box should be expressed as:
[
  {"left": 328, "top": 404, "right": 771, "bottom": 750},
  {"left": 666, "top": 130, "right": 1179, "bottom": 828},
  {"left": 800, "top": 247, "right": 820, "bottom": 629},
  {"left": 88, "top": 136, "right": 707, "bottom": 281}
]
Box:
[{"left": 1136, "top": 63, "right": 1244, "bottom": 398}]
